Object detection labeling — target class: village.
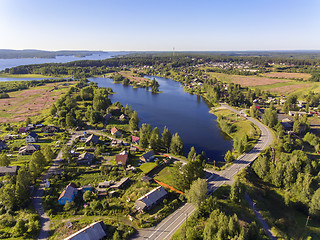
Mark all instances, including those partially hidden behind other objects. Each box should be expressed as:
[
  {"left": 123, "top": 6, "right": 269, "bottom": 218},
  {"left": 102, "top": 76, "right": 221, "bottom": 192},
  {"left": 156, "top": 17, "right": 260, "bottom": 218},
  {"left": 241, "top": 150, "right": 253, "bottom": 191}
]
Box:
[{"left": 0, "top": 104, "right": 186, "bottom": 239}]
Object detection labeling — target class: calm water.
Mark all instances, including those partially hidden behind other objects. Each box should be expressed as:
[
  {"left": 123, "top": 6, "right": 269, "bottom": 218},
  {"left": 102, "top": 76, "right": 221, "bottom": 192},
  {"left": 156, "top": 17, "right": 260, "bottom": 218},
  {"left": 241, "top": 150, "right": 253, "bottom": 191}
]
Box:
[
  {"left": 91, "top": 76, "right": 232, "bottom": 162},
  {"left": 0, "top": 54, "right": 232, "bottom": 161},
  {"left": 0, "top": 52, "right": 128, "bottom": 71}
]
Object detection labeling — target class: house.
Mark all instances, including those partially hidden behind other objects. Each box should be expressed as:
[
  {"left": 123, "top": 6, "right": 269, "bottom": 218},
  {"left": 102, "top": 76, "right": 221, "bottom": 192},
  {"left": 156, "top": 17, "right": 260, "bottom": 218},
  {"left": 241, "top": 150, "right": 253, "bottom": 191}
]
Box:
[
  {"left": 77, "top": 152, "right": 95, "bottom": 165},
  {"left": 131, "top": 135, "right": 140, "bottom": 144},
  {"left": 97, "top": 180, "right": 114, "bottom": 192},
  {"left": 111, "top": 139, "right": 122, "bottom": 146},
  {"left": 115, "top": 154, "right": 128, "bottom": 166},
  {"left": 25, "top": 132, "right": 38, "bottom": 143},
  {"left": 64, "top": 221, "right": 107, "bottom": 240},
  {"left": 27, "top": 124, "right": 36, "bottom": 130},
  {"left": 85, "top": 134, "right": 100, "bottom": 146},
  {"left": 0, "top": 140, "right": 7, "bottom": 150},
  {"left": 140, "top": 150, "right": 155, "bottom": 162},
  {"left": 119, "top": 114, "right": 127, "bottom": 121},
  {"left": 19, "top": 144, "right": 41, "bottom": 155},
  {"left": 0, "top": 166, "right": 19, "bottom": 176},
  {"left": 3, "top": 134, "right": 18, "bottom": 141},
  {"left": 129, "top": 146, "right": 138, "bottom": 152},
  {"left": 41, "top": 125, "right": 59, "bottom": 133},
  {"left": 110, "top": 127, "right": 121, "bottom": 137},
  {"left": 135, "top": 186, "right": 168, "bottom": 212},
  {"left": 104, "top": 113, "right": 112, "bottom": 124},
  {"left": 110, "top": 177, "right": 130, "bottom": 190},
  {"left": 58, "top": 183, "right": 78, "bottom": 205},
  {"left": 18, "top": 127, "right": 29, "bottom": 134},
  {"left": 288, "top": 111, "right": 308, "bottom": 117}
]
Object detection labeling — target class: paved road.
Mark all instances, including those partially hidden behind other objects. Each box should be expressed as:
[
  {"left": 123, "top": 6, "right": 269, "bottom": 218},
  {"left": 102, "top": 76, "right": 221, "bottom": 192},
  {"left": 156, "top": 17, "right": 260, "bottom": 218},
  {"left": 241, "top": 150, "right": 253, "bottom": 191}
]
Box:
[
  {"left": 132, "top": 103, "right": 274, "bottom": 240},
  {"left": 32, "top": 132, "right": 79, "bottom": 240}
]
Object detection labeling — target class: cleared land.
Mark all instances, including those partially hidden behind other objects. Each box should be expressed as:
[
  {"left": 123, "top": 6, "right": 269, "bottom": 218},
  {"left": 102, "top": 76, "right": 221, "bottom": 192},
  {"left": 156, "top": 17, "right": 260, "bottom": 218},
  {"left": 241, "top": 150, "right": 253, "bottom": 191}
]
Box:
[
  {"left": 262, "top": 72, "right": 312, "bottom": 80},
  {"left": 207, "top": 72, "right": 319, "bottom": 95},
  {"left": 0, "top": 82, "right": 73, "bottom": 122}
]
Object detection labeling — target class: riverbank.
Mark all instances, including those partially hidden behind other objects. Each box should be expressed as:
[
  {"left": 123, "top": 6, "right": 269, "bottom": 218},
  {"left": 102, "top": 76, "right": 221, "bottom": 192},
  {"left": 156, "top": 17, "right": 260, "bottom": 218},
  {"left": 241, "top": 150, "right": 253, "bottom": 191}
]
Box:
[{"left": 208, "top": 106, "right": 261, "bottom": 168}]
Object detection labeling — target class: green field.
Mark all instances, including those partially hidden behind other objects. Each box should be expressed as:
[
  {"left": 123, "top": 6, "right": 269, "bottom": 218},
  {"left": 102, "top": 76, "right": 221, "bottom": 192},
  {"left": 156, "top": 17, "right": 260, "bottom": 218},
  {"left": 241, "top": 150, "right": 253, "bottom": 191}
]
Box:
[
  {"left": 0, "top": 73, "right": 70, "bottom": 79},
  {"left": 139, "top": 162, "right": 157, "bottom": 173},
  {"left": 154, "top": 163, "right": 178, "bottom": 188}
]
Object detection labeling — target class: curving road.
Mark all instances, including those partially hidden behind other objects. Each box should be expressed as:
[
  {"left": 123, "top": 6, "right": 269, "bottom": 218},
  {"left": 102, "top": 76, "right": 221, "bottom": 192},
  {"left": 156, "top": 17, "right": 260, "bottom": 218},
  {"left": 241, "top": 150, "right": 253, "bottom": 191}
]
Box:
[{"left": 132, "top": 103, "right": 273, "bottom": 240}]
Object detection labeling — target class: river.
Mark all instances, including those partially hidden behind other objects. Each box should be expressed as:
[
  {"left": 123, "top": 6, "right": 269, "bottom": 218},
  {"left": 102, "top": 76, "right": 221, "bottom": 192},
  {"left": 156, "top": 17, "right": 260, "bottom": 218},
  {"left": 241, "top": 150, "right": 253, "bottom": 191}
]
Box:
[{"left": 91, "top": 76, "right": 232, "bottom": 162}]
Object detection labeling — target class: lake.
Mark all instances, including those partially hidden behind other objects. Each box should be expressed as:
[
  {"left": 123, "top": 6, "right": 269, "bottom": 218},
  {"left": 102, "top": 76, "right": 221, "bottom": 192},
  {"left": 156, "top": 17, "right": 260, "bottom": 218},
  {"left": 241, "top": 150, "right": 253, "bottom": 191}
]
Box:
[
  {"left": 0, "top": 52, "right": 128, "bottom": 71},
  {"left": 91, "top": 76, "right": 232, "bottom": 162},
  {"left": 0, "top": 54, "right": 232, "bottom": 162}
]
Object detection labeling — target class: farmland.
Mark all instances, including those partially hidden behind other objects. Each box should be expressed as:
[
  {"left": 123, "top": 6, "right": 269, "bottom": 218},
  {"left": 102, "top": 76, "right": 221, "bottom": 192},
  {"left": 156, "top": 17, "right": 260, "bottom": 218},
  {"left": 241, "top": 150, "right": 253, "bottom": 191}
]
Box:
[
  {"left": 262, "top": 72, "right": 312, "bottom": 80},
  {"left": 0, "top": 82, "right": 74, "bottom": 122},
  {"left": 206, "top": 72, "right": 320, "bottom": 95}
]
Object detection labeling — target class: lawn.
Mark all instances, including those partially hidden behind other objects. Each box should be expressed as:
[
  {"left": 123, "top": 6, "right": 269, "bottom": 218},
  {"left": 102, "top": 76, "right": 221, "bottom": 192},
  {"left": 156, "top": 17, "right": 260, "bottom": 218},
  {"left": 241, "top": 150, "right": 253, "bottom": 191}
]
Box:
[
  {"left": 154, "top": 163, "right": 179, "bottom": 189},
  {"left": 212, "top": 108, "right": 261, "bottom": 141},
  {"left": 139, "top": 162, "right": 157, "bottom": 173}
]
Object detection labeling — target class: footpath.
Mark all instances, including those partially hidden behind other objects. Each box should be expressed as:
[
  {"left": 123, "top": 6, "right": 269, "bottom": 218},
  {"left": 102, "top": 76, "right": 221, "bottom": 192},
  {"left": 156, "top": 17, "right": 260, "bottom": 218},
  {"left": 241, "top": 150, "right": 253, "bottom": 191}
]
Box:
[{"left": 244, "top": 193, "right": 277, "bottom": 240}]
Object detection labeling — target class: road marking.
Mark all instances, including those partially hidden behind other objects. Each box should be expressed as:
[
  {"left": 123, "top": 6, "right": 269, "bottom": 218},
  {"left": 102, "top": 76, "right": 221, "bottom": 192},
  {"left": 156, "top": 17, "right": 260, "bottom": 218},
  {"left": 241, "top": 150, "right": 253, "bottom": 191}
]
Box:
[{"left": 151, "top": 204, "right": 195, "bottom": 240}]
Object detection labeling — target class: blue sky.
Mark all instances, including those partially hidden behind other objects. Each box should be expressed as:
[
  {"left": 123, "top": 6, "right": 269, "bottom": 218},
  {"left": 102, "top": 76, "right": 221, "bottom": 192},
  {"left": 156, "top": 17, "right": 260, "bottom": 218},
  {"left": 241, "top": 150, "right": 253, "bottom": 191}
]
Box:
[{"left": 0, "top": 0, "right": 319, "bottom": 51}]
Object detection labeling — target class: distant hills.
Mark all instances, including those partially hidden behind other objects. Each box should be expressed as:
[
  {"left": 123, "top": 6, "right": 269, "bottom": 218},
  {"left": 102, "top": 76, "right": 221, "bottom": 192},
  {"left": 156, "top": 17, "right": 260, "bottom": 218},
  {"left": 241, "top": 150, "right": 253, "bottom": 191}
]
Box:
[
  {"left": 1, "top": 49, "right": 320, "bottom": 60},
  {"left": 0, "top": 49, "right": 108, "bottom": 59}
]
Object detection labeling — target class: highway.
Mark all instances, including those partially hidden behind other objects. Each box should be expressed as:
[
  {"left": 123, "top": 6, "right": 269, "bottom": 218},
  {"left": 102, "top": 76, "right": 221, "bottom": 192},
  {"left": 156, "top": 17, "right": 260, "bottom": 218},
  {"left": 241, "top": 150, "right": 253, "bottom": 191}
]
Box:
[{"left": 132, "top": 103, "right": 273, "bottom": 240}]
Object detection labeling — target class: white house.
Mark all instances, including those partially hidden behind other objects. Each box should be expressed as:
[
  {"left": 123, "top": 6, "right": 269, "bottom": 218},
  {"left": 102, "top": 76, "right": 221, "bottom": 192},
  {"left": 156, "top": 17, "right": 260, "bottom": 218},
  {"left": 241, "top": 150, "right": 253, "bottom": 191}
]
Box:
[{"left": 25, "top": 132, "right": 39, "bottom": 143}]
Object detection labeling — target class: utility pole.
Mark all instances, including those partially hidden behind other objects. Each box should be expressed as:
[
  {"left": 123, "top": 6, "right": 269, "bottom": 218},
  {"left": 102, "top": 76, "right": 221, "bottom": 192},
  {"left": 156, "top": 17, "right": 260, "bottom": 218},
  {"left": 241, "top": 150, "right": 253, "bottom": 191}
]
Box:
[{"left": 306, "top": 215, "right": 310, "bottom": 227}]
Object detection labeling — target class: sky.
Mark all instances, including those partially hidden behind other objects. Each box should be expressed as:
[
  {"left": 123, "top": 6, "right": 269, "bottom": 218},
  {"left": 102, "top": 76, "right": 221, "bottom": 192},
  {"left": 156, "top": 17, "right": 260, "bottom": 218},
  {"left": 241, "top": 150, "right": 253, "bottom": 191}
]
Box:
[{"left": 0, "top": 0, "right": 320, "bottom": 51}]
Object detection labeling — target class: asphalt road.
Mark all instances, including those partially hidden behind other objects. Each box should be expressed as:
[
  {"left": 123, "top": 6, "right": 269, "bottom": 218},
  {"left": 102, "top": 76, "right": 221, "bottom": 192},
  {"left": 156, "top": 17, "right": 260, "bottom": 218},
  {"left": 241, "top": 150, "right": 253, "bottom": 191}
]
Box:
[{"left": 132, "top": 103, "right": 274, "bottom": 240}]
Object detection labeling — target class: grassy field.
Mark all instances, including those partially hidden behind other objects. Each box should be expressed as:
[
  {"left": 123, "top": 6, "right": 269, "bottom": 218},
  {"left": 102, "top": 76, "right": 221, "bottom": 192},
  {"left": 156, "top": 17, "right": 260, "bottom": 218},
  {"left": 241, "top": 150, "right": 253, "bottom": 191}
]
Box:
[
  {"left": 0, "top": 73, "right": 70, "bottom": 79},
  {"left": 139, "top": 162, "right": 157, "bottom": 173},
  {"left": 262, "top": 72, "right": 312, "bottom": 80},
  {"left": 154, "top": 163, "right": 178, "bottom": 189},
  {"left": 0, "top": 82, "right": 74, "bottom": 123},
  {"left": 206, "top": 71, "right": 320, "bottom": 96},
  {"left": 211, "top": 108, "right": 261, "bottom": 140}
]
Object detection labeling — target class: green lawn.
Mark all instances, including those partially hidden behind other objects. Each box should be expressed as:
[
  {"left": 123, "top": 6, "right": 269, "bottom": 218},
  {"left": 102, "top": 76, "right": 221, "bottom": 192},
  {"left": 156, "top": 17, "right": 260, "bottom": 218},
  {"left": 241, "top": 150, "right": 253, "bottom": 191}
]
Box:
[
  {"left": 154, "top": 163, "right": 178, "bottom": 189},
  {"left": 139, "top": 162, "right": 157, "bottom": 173}
]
